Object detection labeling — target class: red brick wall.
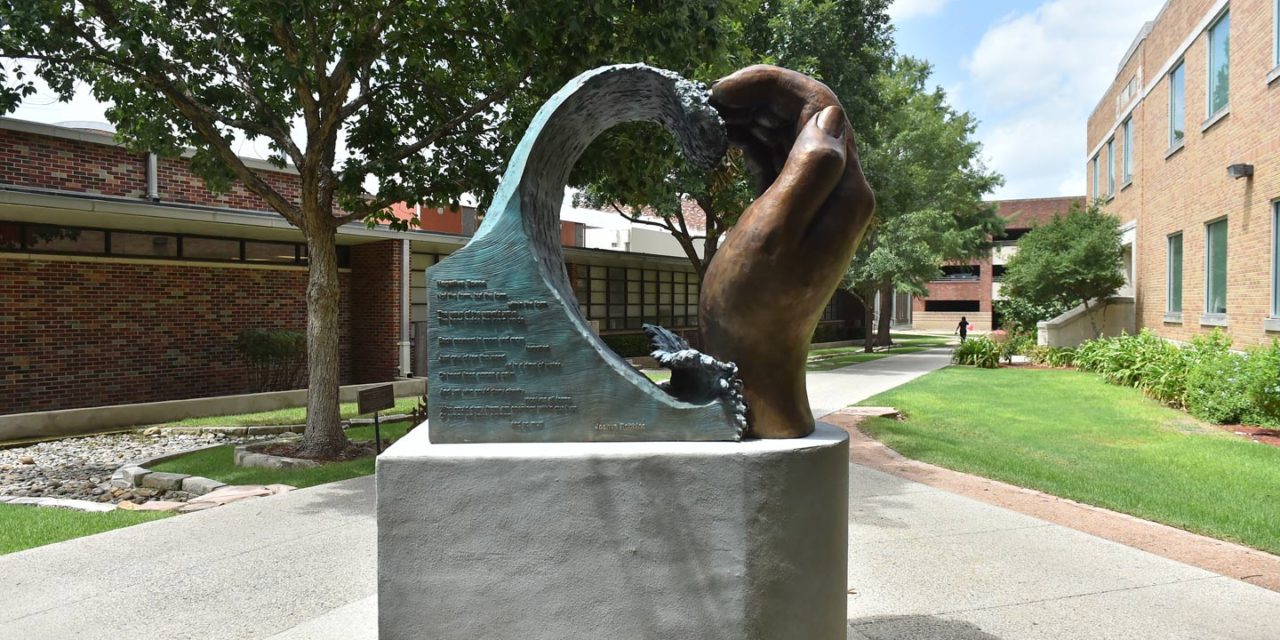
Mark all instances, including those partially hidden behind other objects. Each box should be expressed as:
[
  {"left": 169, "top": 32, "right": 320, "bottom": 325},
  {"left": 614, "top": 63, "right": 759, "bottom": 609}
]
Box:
[
  {"left": 0, "top": 257, "right": 351, "bottom": 414},
  {"left": 0, "top": 130, "right": 148, "bottom": 198},
  {"left": 0, "top": 128, "right": 302, "bottom": 212},
  {"left": 349, "top": 241, "right": 403, "bottom": 383}
]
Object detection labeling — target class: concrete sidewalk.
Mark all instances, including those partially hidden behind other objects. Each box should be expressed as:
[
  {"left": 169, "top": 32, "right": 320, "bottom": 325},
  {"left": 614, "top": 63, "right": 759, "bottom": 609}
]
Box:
[{"left": 3, "top": 348, "right": 1280, "bottom": 639}]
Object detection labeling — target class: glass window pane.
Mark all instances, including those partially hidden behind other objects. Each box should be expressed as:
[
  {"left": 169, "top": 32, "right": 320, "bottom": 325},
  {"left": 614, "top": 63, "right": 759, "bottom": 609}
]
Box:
[
  {"left": 1169, "top": 63, "right": 1185, "bottom": 145},
  {"left": 0, "top": 221, "right": 23, "bottom": 249},
  {"left": 589, "top": 304, "right": 605, "bottom": 319},
  {"left": 1208, "top": 12, "right": 1230, "bottom": 116},
  {"left": 244, "top": 241, "right": 297, "bottom": 263},
  {"left": 1122, "top": 120, "right": 1133, "bottom": 183},
  {"left": 1273, "top": 203, "right": 1279, "bottom": 316},
  {"left": 1206, "top": 219, "right": 1228, "bottom": 314},
  {"left": 183, "top": 236, "right": 240, "bottom": 260},
  {"left": 1106, "top": 140, "right": 1115, "bottom": 195},
  {"left": 1168, "top": 234, "right": 1183, "bottom": 313},
  {"left": 25, "top": 225, "right": 104, "bottom": 253},
  {"left": 1091, "top": 156, "right": 1099, "bottom": 199},
  {"left": 112, "top": 232, "right": 178, "bottom": 257}
]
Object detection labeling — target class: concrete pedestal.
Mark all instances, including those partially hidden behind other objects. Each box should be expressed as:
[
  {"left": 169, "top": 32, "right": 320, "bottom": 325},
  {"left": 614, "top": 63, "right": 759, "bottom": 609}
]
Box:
[{"left": 377, "top": 423, "right": 849, "bottom": 640}]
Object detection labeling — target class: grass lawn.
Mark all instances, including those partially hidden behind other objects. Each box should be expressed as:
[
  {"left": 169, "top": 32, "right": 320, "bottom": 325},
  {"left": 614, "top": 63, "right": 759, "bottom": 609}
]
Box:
[
  {"left": 0, "top": 504, "right": 169, "bottom": 555},
  {"left": 149, "top": 396, "right": 421, "bottom": 428},
  {"left": 807, "top": 333, "right": 950, "bottom": 371},
  {"left": 859, "top": 366, "right": 1280, "bottom": 555},
  {"left": 150, "top": 420, "right": 415, "bottom": 488}
]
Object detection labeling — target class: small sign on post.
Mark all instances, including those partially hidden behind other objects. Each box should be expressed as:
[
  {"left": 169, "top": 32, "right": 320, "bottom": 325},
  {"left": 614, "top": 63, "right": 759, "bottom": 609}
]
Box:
[{"left": 358, "top": 384, "right": 396, "bottom": 454}]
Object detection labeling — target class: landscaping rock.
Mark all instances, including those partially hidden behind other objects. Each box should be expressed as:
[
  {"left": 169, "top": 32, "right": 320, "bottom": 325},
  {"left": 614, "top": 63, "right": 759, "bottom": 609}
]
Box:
[
  {"left": 119, "top": 466, "right": 150, "bottom": 486},
  {"left": 18, "top": 455, "right": 34, "bottom": 465},
  {"left": 181, "top": 476, "right": 226, "bottom": 496},
  {"left": 140, "top": 472, "right": 188, "bottom": 492},
  {"left": 142, "top": 427, "right": 161, "bottom": 436},
  {"left": 265, "top": 484, "right": 297, "bottom": 495}
]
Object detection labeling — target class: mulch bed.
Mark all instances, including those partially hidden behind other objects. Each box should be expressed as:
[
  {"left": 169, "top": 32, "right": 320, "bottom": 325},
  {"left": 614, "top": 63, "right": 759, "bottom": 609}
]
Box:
[{"left": 1216, "top": 425, "right": 1280, "bottom": 449}]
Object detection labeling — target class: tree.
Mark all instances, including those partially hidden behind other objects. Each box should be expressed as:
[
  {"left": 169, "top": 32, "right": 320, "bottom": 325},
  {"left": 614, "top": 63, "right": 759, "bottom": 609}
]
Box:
[
  {"left": 573, "top": 0, "right": 894, "bottom": 278},
  {"left": 1, "top": 0, "right": 744, "bottom": 457},
  {"left": 1001, "top": 204, "right": 1125, "bottom": 339},
  {"left": 844, "top": 56, "right": 1003, "bottom": 351}
]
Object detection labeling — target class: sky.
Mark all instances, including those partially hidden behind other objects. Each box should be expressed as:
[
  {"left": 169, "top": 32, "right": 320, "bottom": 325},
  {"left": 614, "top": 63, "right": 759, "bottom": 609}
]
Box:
[
  {"left": 889, "top": 0, "right": 1167, "bottom": 199},
  {"left": 9, "top": 0, "right": 1170, "bottom": 201}
]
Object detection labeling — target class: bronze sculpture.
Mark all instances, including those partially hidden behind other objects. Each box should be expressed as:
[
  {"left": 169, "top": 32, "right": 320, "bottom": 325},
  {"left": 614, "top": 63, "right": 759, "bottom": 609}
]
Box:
[{"left": 701, "top": 65, "right": 877, "bottom": 439}]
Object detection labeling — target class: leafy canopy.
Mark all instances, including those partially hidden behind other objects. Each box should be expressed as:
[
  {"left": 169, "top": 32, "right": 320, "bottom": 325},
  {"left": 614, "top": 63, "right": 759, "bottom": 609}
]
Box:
[{"left": 1001, "top": 203, "right": 1126, "bottom": 313}]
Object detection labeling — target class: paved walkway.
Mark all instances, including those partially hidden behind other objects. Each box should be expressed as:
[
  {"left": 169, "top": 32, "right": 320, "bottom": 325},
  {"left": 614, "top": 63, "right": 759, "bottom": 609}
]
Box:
[{"left": 3, "top": 348, "right": 1280, "bottom": 639}]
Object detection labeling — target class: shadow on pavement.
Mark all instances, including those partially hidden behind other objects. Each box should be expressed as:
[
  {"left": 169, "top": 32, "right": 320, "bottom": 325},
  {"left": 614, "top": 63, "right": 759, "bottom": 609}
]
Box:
[{"left": 850, "top": 615, "right": 1005, "bottom": 639}]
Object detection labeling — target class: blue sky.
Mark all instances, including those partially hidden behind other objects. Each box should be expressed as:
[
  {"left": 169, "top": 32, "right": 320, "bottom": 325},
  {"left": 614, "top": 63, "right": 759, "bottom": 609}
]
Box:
[
  {"left": 10, "top": 0, "right": 1169, "bottom": 201},
  {"left": 890, "top": 0, "right": 1167, "bottom": 199}
]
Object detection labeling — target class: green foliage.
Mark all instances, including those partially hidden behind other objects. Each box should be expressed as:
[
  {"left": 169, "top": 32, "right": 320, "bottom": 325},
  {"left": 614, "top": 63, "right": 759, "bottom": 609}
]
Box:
[
  {"left": 811, "top": 323, "right": 859, "bottom": 344},
  {"left": 1027, "top": 345, "right": 1075, "bottom": 368},
  {"left": 235, "top": 329, "right": 306, "bottom": 392},
  {"left": 574, "top": 0, "right": 895, "bottom": 275},
  {"left": 993, "top": 297, "right": 1070, "bottom": 336},
  {"left": 602, "top": 333, "right": 654, "bottom": 359},
  {"left": 995, "top": 331, "right": 1035, "bottom": 364},
  {"left": 1001, "top": 203, "right": 1125, "bottom": 338},
  {"left": 1245, "top": 341, "right": 1280, "bottom": 422},
  {"left": 951, "top": 336, "right": 1000, "bottom": 369},
  {"left": 846, "top": 56, "right": 1004, "bottom": 304},
  {"left": 1073, "top": 330, "right": 1280, "bottom": 426}
]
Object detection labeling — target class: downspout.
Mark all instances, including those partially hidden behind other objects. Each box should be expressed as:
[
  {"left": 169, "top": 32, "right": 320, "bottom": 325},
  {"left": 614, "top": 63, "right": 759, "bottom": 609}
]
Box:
[
  {"left": 145, "top": 153, "right": 160, "bottom": 201},
  {"left": 399, "top": 238, "right": 412, "bottom": 378}
]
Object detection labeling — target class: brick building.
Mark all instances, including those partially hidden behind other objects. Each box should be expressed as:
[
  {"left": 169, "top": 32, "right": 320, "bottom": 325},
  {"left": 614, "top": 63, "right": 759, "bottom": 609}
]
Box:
[
  {"left": 909, "top": 196, "right": 1085, "bottom": 332},
  {"left": 1087, "top": 0, "right": 1280, "bottom": 346},
  {"left": 0, "top": 118, "right": 859, "bottom": 417}
]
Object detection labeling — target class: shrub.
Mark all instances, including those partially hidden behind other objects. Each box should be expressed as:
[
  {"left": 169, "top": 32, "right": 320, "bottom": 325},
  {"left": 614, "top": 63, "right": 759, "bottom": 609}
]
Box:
[
  {"left": 1186, "top": 348, "right": 1251, "bottom": 424},
  {"left": 236, "top": 328, "right": 306, "bottom": 392},
  {"left": 602, "top": 332, "right": 652, "bottom": 358},
  {"left": 1243, "top": 340, "right": 1280, "bottom": 426},
  {"left": 1044, "top": 347, "right": 1076, "bottom": 368},
  {"left": 952, "top": 336, "right": 1001, "bottom": 369}
]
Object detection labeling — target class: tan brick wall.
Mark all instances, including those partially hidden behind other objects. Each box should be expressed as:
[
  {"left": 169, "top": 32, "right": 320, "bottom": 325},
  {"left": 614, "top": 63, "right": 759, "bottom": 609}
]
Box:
[{"left": 1087, "top": 0, "right": 1280, "bottom": 347}]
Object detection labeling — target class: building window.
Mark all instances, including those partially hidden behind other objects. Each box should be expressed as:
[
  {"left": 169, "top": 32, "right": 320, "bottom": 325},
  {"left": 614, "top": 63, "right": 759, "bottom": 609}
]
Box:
[
  {"left": 1206, "top": 218, "right": 1228, "bottom": 315},
  {"left": 1168, "top": 233, "right": 1183, "bottom": 313},
  {"left": 111, "top": 231, "right": 178, "bottom": 258},
  {"left": 1207, "top": 11, "right": 1230, "bottom": 117},
  {"left": 572, "top": 263, "right": 699, "bottom": 330},
  {"left": 1106, "top": 139, "right": 1115, "bottom": 196},
  {"left": 1273, "top": 202, "right": 1279, "bottom": 317},
  {"left": 1091, "top": 155, "right": 1100, "bottom": 199},
  {"left": 923, "top": 300, "right": 980, "bottom": 313},
  {"left": 1169, "top": 61, "right": 1186, "bottom": 146},
  {"left": 1122, "top": 118, "right": 1134, "bottom": 184},
  {"left": 182, "top": 236, "right": 241, "bottom": 261},
  {"left": 0, "top": 220, "right": 344, "bottom": 267},
  {"left": 935, "top": 265, "right": 980, "bottom": 281}
]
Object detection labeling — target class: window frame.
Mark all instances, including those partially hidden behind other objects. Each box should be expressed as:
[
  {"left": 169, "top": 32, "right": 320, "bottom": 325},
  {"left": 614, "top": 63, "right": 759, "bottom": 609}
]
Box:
[
  {"left": 1106, "top": 138, "right": 1115, "bottom": 197},
  {"left": 1205, "top": 217, "right": 1229, "bottom": 317},
  {"left": 1169, "top": 60, "right": 1186, "bottom": 148},
  {"left": 1091, "top": 155, "right": 1100, "bottom": 199},
  {"left": 1122, "top": 118, "right": 1134, "bottom": 184},
  {"left": 1167, "top": 232, "right": 1183, "bottom": 314},
  {"left": 1206, "top": 10, "right": 1230, "bottom": 118},
  {"left": 1272, "top": 201, "right": 1279, "bottom": 318}
]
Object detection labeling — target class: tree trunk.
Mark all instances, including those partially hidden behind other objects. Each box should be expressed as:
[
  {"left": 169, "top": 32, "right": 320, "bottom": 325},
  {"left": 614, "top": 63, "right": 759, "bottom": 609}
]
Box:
[
  {"left": 298, "top": 224, "right": 351, "bottom": 458},
  {"left": 1082, "top": 298, "right": 1101, "bottom": 339},
  {"left": 876, "top": 283, "right": 894, "bottom": 347},
  {"left": 863, "top": 288, "right": 876, "bottom": 353}
]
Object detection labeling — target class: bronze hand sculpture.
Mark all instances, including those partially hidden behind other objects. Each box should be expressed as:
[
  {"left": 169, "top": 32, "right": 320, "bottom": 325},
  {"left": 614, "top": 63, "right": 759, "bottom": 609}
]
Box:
[{"left": 701, "top": 65, "right": 877, "bottom": 439}]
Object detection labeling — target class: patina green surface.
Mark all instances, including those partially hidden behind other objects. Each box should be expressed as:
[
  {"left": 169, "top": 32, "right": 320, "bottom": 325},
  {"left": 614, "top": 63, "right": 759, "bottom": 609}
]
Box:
[{"left": 427, "top": 65, "right": 742, "bottom": 443}]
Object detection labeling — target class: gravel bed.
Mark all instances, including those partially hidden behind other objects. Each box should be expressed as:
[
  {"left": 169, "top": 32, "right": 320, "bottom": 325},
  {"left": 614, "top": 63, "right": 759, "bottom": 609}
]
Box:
[{"left": 0, "top": 431, "right": 269, "bottom": 505}]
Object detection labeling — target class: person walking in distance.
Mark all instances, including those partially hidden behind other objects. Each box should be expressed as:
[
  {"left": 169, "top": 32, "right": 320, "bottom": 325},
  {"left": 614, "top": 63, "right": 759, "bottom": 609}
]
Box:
[{"left": 956, "top": 316, "right": 969, "bottom": 343}]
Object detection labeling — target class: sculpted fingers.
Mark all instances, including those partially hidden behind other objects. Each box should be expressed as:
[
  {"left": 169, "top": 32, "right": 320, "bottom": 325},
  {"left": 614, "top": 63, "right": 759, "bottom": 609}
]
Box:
[{"left": 743, "top": 105, "right": 848, "bottom": 248}]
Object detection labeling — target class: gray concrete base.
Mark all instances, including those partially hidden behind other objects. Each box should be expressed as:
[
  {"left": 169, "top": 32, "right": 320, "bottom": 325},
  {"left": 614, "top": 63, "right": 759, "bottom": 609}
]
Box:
[{"left": 377, "top": 422, "right": 849, "bottom": 640}]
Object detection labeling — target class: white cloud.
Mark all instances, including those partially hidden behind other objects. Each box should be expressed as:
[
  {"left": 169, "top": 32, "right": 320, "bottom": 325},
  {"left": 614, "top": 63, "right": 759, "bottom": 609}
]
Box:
[
  {"left": 962, "top": 0, "right": 1166, "bottom": 198},
  {"left": 888, "top": 0, "right": 953, "bottom": 22}
]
